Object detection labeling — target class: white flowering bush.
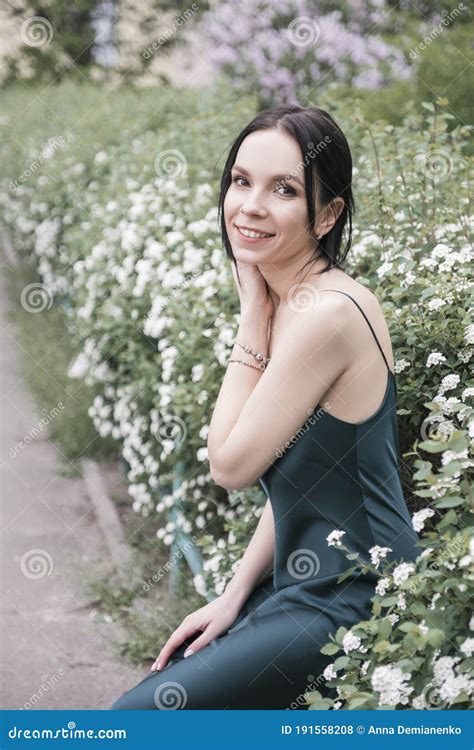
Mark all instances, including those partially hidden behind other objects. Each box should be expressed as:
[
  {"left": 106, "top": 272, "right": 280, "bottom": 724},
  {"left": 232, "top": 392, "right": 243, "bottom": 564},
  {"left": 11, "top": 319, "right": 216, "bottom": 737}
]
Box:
[
  {"left": 1, "top": 84, "right": 472, "bottom": 699},
  {"left": 304, "top": 413, "right": 473, "bottom": 709}
]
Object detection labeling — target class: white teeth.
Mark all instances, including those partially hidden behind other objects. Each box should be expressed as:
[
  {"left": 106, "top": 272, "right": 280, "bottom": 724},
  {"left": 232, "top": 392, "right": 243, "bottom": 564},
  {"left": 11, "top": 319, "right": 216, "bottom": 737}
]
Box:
[{"left": 238, "top": 226, "right": 272, "bottom": 238}]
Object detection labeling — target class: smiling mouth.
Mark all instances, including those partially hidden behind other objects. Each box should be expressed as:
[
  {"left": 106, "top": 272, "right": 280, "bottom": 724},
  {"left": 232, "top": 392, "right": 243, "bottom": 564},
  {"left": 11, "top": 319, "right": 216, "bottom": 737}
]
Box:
[{"left": 235, "top": 224, "right": 275, "bottom": 239}]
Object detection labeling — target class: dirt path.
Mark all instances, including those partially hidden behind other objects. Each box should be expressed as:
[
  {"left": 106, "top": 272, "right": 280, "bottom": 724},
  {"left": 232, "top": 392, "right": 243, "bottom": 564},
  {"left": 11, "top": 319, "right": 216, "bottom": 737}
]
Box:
[{"left": 0, "top": 263, "right": 146, "bottom": 709}]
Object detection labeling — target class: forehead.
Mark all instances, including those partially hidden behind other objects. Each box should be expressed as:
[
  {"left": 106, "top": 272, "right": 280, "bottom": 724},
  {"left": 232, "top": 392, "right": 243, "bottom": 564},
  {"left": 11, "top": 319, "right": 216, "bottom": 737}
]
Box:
[{"left": 234, "top": 128, "right": 302, "bottom": 174}]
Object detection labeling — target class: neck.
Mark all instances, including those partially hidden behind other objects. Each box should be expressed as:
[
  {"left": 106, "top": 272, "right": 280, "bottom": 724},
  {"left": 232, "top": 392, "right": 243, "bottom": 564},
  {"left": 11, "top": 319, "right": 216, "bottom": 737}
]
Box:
[{"left": 260, "top": 252, "right": 340, "bottom": 317}]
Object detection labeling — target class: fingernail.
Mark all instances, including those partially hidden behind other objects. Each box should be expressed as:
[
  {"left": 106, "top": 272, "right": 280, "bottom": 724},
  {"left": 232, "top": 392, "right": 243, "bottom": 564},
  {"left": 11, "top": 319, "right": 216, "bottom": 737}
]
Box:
[
  {"left": 184, "top": 648, "right": 194, "bottom": 658},
  {"left": 156, "top": 661, "right": 162, "bottom": 670}
]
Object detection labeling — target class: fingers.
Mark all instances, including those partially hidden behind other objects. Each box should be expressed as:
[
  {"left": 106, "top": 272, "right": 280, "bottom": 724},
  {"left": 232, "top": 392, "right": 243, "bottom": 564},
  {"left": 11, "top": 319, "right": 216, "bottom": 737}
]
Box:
[
  {"left": 150, "top": 621, "right": 199, "bottom": 672},
  {"left": 182, "top": 625, "right": 219, "bottom": 658}
]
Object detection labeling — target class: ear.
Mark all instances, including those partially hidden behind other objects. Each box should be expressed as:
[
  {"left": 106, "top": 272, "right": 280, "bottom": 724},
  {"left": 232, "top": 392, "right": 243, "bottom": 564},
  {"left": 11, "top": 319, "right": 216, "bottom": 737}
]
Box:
[{"left": 315, "top": 197, "right": 345, "bottom": 238}]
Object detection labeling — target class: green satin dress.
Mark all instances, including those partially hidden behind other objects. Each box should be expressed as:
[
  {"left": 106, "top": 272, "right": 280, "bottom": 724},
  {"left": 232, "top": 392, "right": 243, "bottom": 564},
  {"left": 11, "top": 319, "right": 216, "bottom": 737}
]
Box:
[{"left": 111, "top": 289, "right": 420, "bottom": 710}]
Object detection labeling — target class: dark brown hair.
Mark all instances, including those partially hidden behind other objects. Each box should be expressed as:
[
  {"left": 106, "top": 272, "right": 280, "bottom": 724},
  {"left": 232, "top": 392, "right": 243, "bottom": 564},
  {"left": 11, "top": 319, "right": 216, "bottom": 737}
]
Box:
[{"left": 217, "top": 104, "right": 355, "bottom": 284}]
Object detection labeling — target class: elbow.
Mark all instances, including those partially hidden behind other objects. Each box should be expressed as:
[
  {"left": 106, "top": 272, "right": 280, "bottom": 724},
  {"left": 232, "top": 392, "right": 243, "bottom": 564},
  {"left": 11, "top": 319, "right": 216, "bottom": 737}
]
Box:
[
  {"left": 210, "top": 464, "right": 239, "bottom": 491},
  {"left": 208, "top": 446, "right": 257, "bottom": 491},
  {"left": 209, "top": 464, "right": 254, "bottom": 492}
]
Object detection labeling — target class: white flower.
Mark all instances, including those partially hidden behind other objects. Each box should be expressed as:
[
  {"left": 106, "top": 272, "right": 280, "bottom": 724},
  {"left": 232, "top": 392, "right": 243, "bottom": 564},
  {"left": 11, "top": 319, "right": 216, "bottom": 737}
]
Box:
[
  {"left": 429, "top": 592, "right": 441, "bottom": 610},
  {"left": 418, "top": 547, "right": 434, "bottom": 560},
  {"left": 442, "top": 448, "right": 468, "bottom": 465},
  {"left": 426, "top": 352, "right": 446, "bottom": 367},
  {"left": 196, "top": 446, "right": 208, "bottom": 463},
  {"left": 360, "top": 660, "right": 370, "bottom": 676},
  {"left": 412, "top": 694, "right": 428, "bottom": 709},
  {"left": 327, "top": 530, "right": 346, "bottom": 548},
  {"left": 393, "top": 562, "right": 415, "bottom": 586},
  {"left": 191, "top": 364, "right": 205, "bottom": 382},
  {"left": 342, "top": 631, "right": 361, "bottom": 654},
  {"left": 411, "top": 508, "right": 435, "bottom": 532},
  {"left": 465, "top": 323, "right": 474, "bottom": 345},
  {"left": 427, "top": 298, "right": 446, "bottom": 312},
  {"left": 333, "top": 700, "right": 343, "bottom": 709},
  {"left": 371, "top": 665, "right": 414, "bottom": 706},
  {"left": 375, "top": 577, "right": 391, "bottom": 596},
  {"left": 397, "top": 592, "right": 407, "bottom": 610},
  {"left": 460, "top": 638, "right": 474, "bottom": 658},
  {"left": 323, "top": 664, "right": 338, "bottom": 680},
  {"left": 369, "top": 545, "right": 392, "bottom": 568},
  {"left": 387, "top": 613, "right": 399, "bottom": 625},
  {"left": 394, "top": 358, "right": 410, "bottom": 373},
  {"left": 439, "top": 374, "right": 460, "bottom": 393}
]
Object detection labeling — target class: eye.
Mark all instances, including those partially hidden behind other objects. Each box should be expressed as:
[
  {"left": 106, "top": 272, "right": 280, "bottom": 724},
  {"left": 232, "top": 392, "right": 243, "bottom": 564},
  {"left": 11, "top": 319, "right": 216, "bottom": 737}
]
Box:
[
  {"left": 232, "top": 175, "right": 249, "bottom": 187},
  {"left": 275, "top": 182, "right": 296, "bottom": 196},
  {"left": 230, "top": 174, "right": 296, "bottom": 196}
]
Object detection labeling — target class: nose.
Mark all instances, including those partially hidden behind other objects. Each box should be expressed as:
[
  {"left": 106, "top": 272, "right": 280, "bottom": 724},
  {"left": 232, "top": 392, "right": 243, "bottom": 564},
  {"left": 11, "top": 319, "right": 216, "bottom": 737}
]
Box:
[{"left": 240, "top": 187, "right": 268, "bottom": 217}]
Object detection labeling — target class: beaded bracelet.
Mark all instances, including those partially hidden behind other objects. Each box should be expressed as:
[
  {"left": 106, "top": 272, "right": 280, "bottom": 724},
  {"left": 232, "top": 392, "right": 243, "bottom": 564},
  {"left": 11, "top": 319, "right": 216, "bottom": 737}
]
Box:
[
  {"left": 234, "top": 338, "right": 271, "bottom": 367},
  {"left": 229, "top": 358, "right": 266, "bottom": 372}
]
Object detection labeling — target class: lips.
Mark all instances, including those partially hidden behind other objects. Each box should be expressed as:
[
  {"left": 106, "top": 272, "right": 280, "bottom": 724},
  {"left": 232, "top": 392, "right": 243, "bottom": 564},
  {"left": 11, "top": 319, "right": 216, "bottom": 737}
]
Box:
[{"left": 235, "top": 224, "right": 275, "bottom": 239}]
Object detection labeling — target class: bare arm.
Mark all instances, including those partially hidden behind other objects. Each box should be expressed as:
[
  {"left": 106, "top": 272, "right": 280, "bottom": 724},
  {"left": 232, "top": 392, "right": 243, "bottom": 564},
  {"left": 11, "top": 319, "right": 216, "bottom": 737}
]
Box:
[
  {"left": 207, "top": 310, "right": 271, "bottom": 483},
  {"left": 222, "top": 497, "right": 275, "bottom": 609}
]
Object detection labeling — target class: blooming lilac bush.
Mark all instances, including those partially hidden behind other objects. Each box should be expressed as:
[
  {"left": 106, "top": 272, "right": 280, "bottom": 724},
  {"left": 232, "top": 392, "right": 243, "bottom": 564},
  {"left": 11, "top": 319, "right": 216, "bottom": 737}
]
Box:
[{"left": 201, "top": 0, "right": 411, "bottom": 106}]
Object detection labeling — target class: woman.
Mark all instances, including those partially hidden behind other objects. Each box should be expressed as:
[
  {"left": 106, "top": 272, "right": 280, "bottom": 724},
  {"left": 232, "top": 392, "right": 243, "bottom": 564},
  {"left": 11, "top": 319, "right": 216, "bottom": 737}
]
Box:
[{"left": 111, "top": 104, "right": 420, "bottom": 710}]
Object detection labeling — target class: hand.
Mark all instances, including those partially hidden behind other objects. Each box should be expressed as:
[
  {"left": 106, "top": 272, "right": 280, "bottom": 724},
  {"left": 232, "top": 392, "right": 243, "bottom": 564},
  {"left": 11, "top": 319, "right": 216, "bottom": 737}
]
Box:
[
  {"left": 150, "top": 592, "right": 242, "bottom": 671},
  {"left": 230, "top": 260, "right": 274, "bottom": 320}
]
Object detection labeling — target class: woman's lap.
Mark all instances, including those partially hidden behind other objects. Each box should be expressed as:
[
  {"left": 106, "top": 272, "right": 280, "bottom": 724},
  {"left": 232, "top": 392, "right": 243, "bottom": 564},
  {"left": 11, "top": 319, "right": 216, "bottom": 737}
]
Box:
[{"left": 110, "top": 582, "right": 335, "bottom": 710}]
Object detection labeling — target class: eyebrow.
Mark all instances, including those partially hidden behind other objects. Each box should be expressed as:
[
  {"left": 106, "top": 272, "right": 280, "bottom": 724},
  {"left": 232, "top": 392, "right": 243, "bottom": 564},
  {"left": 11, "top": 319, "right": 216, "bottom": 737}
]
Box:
[{"left": 231, "top": 164, "right": 305, "bottom": 189}]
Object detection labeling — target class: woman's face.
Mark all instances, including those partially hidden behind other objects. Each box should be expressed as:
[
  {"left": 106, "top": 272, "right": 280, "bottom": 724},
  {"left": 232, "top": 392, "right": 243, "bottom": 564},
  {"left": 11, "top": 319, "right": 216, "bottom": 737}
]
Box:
[{"left": 223, "top": 128, "right": 315, "bottom": 267}]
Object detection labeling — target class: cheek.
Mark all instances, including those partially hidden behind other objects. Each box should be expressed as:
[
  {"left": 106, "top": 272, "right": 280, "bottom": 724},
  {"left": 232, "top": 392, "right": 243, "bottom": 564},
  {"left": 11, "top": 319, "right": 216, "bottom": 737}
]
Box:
[
  {"left": 274, "top": 201, "right": 309, "bottom": 232},
  {"left": 223, "top": 189, "right": 238, "bottom": 220}
]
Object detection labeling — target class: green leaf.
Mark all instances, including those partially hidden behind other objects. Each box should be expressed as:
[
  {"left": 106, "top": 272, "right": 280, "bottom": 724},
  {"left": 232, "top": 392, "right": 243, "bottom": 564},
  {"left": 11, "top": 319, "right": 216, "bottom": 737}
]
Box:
[
  {"left": 435, "top": 496, "right": 465, "bottom": 508},
  {"left": 334, "top": 656, "right": 351, "bottom": 670},
  {"left": 347, "top": 696, "right": 371, "bottom": 709},
  {"left": 337, "top": 566, "right": 357, "bottom": 583},
  {"left": 335, "top": 626, "right": 348, "bottom": 645},
  {"left": 427, "top": 629, "right": 445, "bottom": 648},
  {"left": 320, "top": 642, "right": 340, "bottom": 656}
]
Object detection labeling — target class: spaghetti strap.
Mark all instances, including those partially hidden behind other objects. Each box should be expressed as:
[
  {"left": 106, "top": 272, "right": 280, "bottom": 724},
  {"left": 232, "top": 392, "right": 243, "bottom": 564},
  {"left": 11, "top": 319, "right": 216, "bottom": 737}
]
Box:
[{"left": 319, "top": 289, "right": 391, "bottom": 372}]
